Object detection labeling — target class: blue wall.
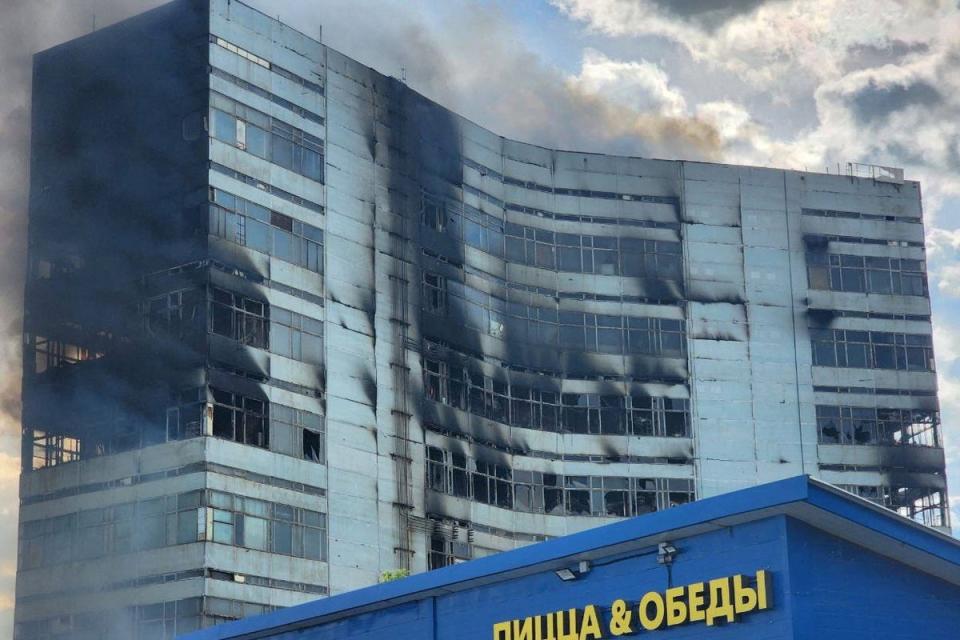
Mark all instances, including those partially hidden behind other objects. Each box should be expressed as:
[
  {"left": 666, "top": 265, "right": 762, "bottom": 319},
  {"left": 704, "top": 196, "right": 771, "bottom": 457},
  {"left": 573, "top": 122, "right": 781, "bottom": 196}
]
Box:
[
  {"left": 263, "top": 516, "right": 796, "bottom": 639},
  {"left": 785, "top": 519, "right": 960, "bottom": 640},
  {"left": 240, "top": 515, "right": 960, "bottom": 639}
]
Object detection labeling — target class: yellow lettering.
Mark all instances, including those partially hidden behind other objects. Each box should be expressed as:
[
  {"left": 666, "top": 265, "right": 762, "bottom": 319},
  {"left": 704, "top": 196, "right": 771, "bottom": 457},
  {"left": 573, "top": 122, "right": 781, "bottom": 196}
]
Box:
[
  {"left": 757, "top": 570, "right": 772, "bottom": 610},
  {"left": 608, "top": 599, "right": 633, "bottom": 636},
  {"left": 732, "top": 575, "right": 757, "bottom": 614},
  {"left": 687, "top": 581, "right": 706, "bottom": 623},
  {"left": 493, "top": 621, "right": 512, "bottom": 640},
  {"left": 544, "top": 611, "right": 556, "bottom": 640},
  {"left": 665, "top": 586, "right": 688, "bottom": 626},
  {"left": 638, "top": 592, "right": 666, "bottom": 631},
  {"left": 514, "top": 617, "right": 534, "bottom": 640},
  {"left": 705, "top": 577, "right": 735, "bottom": 626},
  {"left": 557, "top": 609, "right": 579, "bottom": 640},
  {"left": 579, "top": 605, "right": 603, "bottom": 640}
]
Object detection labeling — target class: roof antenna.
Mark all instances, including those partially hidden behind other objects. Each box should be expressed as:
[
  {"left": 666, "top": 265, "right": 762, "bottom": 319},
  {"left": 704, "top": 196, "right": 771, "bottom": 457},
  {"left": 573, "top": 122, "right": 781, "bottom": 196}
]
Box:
[{"left": 401, "top": 67, "right": 407, "bottom": 84}]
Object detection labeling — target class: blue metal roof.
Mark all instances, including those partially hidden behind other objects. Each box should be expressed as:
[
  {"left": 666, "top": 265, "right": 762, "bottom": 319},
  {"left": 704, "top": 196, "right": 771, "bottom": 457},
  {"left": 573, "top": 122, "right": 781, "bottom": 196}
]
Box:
[{"left": 182, "top": 476, "right": 960, "bottom": 639}]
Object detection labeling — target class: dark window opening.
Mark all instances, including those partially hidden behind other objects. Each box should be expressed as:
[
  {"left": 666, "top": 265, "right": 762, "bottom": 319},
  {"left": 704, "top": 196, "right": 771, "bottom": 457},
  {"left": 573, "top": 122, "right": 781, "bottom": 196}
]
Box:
[{"left": 210, "top": 389, "right": 269, "bottom": 448}]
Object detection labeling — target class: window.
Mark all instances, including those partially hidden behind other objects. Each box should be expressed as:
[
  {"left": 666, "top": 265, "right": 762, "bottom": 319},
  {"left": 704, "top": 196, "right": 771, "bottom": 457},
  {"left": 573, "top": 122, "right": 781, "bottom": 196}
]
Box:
[
  {"left": 270, "top": 404, "right": 324, "bottom": 462},
  {"left": 810, "top": 329, "right": 934, "bottom": 371},
  {"left": 817, "top": 405, "right": 940, "bottom": 447},
  {"left": 422, "top": 355, "right": 690, "bottom": 436},
  {"left": 429, "top": 532, "right": 472, "bottom": 570},
  {"left": 422, "top": 194, "right": 446, "bottom": 231},
  {"left": 210, "top": 92, "right": 324, "bottom": 183},
  {"left": 839, "top": 484, "right": 946, "bottom": 528},
  {"left": 270, "top": 308, "right": 324, "bottom": 364},
  {"left": 146, "top": 289, "right": 204, "bottom": 339},
  {"left": 209, "top": 288, "right": 269, "bottom": 349},
  {"left": 423, "top": 272, "right": 447, "bottom": 314},
  {"left": 425, "top": 445, "right": 695, "bottom": 517},
  {"left": 806, "top": 252, "right": 927, "bottom": 296},
  {"left": 206, "top": 491, "right": 327, "bottom": 560},
  {"left": 210, "top": 188, "right": 323, "bottom": 272},
  {"left": 303, "top": 429, "right": 322, "bottom": 462},
  {"left": 442, "top": 279, "right": 686, "bottom": 355},
  {"left": 18, "top": 491, "right": 206, "bottom": 570},
  {"left": 210, "top": 388, "right": 269, "bottom": 448}
]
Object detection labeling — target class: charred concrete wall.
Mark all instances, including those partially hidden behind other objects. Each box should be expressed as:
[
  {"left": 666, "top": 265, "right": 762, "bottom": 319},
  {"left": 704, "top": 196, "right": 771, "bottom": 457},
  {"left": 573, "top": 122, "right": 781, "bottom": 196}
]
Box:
[{"left": 14, "top": 0, "right": 946, "bottom": 638}]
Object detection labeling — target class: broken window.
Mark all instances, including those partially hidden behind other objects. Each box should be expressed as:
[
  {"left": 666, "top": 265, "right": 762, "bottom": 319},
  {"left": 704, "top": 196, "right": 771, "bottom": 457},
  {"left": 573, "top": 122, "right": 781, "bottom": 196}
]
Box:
[
  {"left": 209, "top": 288, "right": 269, "bottom": 349},
  {"left": 424, "top": 354, "right": 690, "bottom": 436},
  {"left": 426, "top": 446, "right": 448, "bottom": 493},
  {"left": 146, "top": 289, "right": 203, "bottom": 338},
  {"left": 429, "top": 529, "right": 472, "bottom": 570},
  {"left": 817, "top": 405, "right": 940, "bottom": 447},
  {"left": 425, "top": 445, "right": 695, "bottom": 517},
  {"left": 270, "top": 403, "right": 324, "bottom": 462},
  {"left": 423, "top": 272, "right": 447, "bottom": 315},
  {"left": 30, "top": 335, "right": 104, "bottom": 374},
  {"left": 30, "top": 431, "right": 81, "bottom": 469},
  {"left": 302, "top": 428, "right": 322, "bottom": 462},
  {"left": 839, "top": 484, "right": 946, "bottom": 528},
  {"left": 421, "top": 194, "right": 446, "bottom": 232},
  {"left": 210, "top": 388, "right": 269, "bottom": 448},
  {"left": 564, "top": 476, "right": 591, "bottom": 515}
]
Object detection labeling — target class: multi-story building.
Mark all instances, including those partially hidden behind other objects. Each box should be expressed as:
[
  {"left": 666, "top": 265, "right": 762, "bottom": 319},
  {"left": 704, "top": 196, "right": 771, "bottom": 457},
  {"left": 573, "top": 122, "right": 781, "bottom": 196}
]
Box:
[{"left": 15, "top": 0, "right": 947, "bottom": 637}]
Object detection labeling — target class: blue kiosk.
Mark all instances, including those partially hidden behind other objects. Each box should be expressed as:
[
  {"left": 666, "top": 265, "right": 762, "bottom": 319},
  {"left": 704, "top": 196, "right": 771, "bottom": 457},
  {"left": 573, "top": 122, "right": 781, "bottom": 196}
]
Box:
[{"left": 183, "top": 476, "right": 960, "bottom": 639}]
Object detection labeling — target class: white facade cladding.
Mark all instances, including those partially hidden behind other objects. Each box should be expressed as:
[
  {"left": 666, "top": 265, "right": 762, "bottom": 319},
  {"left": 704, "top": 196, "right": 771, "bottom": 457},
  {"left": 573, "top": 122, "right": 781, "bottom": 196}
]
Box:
[{"left": 15, "top": 0, "right": 946, "bottom": 638}]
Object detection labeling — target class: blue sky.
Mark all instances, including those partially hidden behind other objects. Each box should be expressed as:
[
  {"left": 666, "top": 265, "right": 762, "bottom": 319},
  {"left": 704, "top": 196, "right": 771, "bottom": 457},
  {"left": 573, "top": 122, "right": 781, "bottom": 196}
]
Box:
[{"left": 2, "top": 0, "right": 960, "bottom": 634}]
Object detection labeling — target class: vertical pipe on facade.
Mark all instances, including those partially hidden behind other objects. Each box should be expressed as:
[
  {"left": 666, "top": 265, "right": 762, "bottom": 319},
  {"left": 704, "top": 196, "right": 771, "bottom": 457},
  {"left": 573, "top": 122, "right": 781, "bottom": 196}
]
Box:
[
  {"left": 678, "top": 161, "right": 701, "bottom": 497},
  {"left": 736, "top": 175, "right": 760, "bottom": 479},
  {"left": 781, "top": 171, "right": 807, "bottom": 475}
]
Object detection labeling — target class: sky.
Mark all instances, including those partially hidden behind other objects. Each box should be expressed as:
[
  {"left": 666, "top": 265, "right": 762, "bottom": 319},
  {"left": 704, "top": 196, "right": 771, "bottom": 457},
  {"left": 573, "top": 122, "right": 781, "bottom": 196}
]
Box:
[{"left": 2, "top": 0, "right": 960, "bottom": 634}]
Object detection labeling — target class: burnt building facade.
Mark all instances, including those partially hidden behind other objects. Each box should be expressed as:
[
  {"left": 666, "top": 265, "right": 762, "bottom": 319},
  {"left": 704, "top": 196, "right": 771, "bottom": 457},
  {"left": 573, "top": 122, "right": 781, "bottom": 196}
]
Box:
[{"left": 14, "top": 0, "right": 947, "bottom": 638}]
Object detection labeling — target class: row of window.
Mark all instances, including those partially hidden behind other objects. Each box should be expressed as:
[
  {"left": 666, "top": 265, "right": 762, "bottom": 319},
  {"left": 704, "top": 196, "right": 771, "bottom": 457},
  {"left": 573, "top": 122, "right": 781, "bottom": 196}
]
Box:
[
  {"left": 20, "top": 491, "right": 203, "bottom": 569},
  {"left": 211, "top": 66, "right": 324, "bottom": 126},
  {"left": 838, "top": 485, "right": 946, "bottom": 528},
  {"left": 807, "top": 253, "right": 926, "bottom": 296},
  {"left": 816, "top": 406, "right": 940, "bottom": 447},
  {"left": 18, "top": 598, "right": 203, "bottom": 640},
  {"left": 206, "top": 489, "right": 326, "bottom": 560},
  {"left": 19, "top": 489, "right": 327, "bottom": 573},
  {"left": 426, "top": 446, "right": 694, "bottom": 516},
  {"left": 211, "top": 162, "right": 324, "bottom": 214},
  {"left": 422, "top": 195, "right": 683, "bottom": 279},
  {"left": 424, "top": 358, "right": 690, "bottom": 436},
  {"left": 213, "top": 36, "right": 325, "bottom": 95},
  {"left": 423, "top": 273, "right": 686, "bottom": 357},
  {"left": 461, "top": 157, "right": 680, "bottom": 206},
  {"left": 165, "top": 386, "right": 324, "bottom": 463},
  {"left": 210, "top": 188, "right": 323, "bottom": 273},
  {"left": 207, "top": 287, "right": 324, "bottom": 364},
  {"left": 210, "top": 92, "right": 324, "bottom": 182},
  {"left": 810, "top": 328, "right": 934, "bottom": 371},
  {"left": 801, "top": 207, "right": 920, "bottom": 224}
]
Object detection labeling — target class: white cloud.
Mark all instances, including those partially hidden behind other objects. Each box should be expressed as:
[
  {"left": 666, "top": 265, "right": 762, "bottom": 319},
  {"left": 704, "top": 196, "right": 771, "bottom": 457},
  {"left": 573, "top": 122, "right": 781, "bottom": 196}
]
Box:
[{"left": 571, "top": 49, "right": 688, "bottom": 116}]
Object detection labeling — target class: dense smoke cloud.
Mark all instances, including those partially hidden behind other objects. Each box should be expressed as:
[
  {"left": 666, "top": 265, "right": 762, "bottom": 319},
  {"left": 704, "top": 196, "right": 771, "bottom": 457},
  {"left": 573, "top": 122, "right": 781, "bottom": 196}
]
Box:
[
  {"left": 258, "top": 0, "right": 726, "bottom": 160},
  {"left": 0, "top": 2, "right": 170, "bottom": 634}
]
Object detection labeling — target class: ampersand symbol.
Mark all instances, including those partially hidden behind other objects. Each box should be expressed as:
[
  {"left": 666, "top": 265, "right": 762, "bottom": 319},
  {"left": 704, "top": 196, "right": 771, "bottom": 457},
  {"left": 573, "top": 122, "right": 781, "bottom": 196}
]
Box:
[{"left": 609, "top": 599, "right": 633, "bottom": 635}]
